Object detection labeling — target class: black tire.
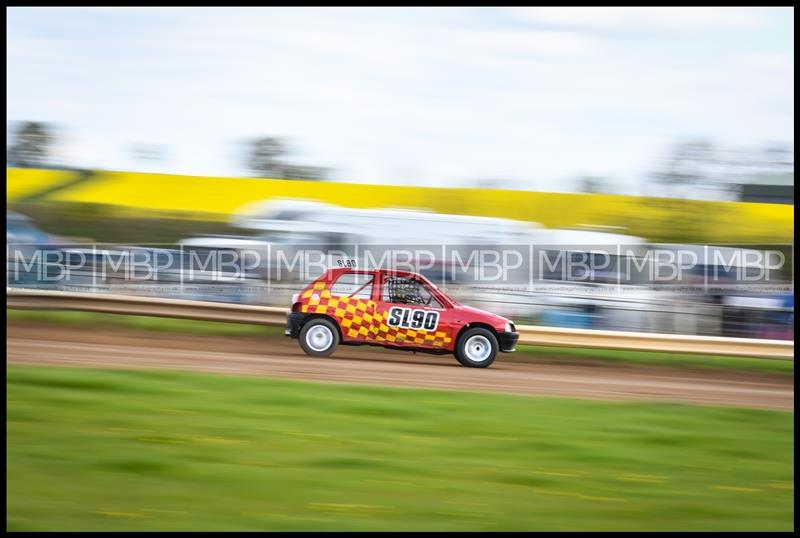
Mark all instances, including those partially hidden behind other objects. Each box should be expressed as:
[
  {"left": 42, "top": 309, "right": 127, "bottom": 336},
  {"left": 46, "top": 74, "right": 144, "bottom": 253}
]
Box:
[
  {"left": 454, "top": 327, "right": 498, "bottom": 368},
  {"left": 298, "top": 318, "right": 339, "bottom": 357}
]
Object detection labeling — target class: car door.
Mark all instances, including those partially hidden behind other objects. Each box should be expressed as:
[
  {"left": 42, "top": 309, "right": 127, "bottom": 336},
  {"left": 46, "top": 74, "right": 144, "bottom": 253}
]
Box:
[
  {"left": 326, "top": 270, "right": 379, "bottom": 343},
  {"left": 375, "top": 273, "right": 455, "bottom": 349}
]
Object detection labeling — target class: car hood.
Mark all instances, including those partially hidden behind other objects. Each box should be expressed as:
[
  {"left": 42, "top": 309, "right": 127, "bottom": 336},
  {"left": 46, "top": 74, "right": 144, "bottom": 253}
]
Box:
[{"left": 451, "top": 304, "right": 511, "bottom": 327}]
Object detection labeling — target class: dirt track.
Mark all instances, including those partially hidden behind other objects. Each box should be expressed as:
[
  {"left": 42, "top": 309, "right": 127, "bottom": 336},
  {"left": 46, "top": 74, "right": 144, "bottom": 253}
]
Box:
[{"left": 6, "top": 322, "right": 794, "bottom": 411}]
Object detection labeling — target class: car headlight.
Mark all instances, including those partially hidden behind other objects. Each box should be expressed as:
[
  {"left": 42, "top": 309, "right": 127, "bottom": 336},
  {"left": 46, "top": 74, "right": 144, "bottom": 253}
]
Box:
[{"left": 505, "top": 322, "right": 515, "bottom": 333}]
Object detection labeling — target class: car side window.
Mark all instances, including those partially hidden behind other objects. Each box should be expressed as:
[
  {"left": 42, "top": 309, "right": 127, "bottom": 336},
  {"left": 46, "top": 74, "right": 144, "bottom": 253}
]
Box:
[
  {"left": 383, "top": 276, "right": 443, "bottom": 308},
  {"left": 330, "top": 272, "right": 374, "bottom": 300}
]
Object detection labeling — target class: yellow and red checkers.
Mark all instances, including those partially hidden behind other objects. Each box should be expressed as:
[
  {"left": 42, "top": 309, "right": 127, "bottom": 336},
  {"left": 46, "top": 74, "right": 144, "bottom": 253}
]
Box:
[{"left": 298, "top": 283, "right": 452, "bottom": 347}]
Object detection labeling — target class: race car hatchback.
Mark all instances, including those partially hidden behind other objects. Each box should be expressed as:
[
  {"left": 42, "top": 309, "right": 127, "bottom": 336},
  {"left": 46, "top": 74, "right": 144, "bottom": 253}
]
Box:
[{"left": 285, "top": 268, "right": 519, "bottom": 367}]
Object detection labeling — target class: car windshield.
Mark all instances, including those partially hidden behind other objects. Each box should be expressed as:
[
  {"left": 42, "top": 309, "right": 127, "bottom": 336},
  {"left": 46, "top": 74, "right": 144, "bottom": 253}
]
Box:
[{"left": 417, "top": 273, "right": 457, "bottom": 305}]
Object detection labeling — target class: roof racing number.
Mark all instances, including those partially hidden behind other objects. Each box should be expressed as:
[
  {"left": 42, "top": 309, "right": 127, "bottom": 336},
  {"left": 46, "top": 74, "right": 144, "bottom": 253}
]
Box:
[{"left": 388, "top": 306, "right": 439, "bottom": 331}]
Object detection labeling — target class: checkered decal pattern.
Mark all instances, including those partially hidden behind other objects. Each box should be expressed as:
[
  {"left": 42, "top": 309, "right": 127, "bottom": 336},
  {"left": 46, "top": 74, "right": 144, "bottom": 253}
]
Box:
[{"left": 298, "top": 281, "right": 453, "bottom": 347}]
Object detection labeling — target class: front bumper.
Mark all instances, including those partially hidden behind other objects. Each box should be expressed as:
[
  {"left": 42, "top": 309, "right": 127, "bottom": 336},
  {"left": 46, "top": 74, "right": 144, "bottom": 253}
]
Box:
[
  {"left": 285, "top": 312, "right": 307, "bottom": 338},
  {"left": 497, "top": 331, "right": 519, "bottom": 352}
]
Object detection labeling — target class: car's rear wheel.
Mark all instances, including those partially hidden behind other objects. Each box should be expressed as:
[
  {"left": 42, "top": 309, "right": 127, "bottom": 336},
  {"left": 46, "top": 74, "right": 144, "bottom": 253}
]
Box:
[
  {"left": 299, "top": 318, "right": 339, "bottom": 357},
  {"left": 455, "top": 327, "right": 498, "bottom": 368}
]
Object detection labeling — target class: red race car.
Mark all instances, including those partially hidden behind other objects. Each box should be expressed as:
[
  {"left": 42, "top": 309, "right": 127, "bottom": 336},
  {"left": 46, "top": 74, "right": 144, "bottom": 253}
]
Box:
[{"left": 285, "top": 267, "right": 519, "bottom": 367}]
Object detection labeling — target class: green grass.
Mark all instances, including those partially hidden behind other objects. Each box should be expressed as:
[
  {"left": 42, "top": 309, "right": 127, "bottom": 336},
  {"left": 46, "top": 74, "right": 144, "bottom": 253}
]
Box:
[
  {"left": 8, "top": 309, "right": 793, "bottom": 374},
  {"left": 517, "top": 344, "right": 794, "bottom": 374},
  {"left": 7, "top": 366, "right": 794, "bottom": 531},
  {"left": 7, "top": 308, "right": 284, "bottom": 338}
]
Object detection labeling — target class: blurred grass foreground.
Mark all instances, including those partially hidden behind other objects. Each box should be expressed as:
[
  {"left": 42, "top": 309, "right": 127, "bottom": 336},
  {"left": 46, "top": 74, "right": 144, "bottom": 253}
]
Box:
[
  {"left": 6, "top": 167, "right": 794, "bottom": 244},
  {"left": 7, "top": 366, "right": 793, "bottom": 531}
]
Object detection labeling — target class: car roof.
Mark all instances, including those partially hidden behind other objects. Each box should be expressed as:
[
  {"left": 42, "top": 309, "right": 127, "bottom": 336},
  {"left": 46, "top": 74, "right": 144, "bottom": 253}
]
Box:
[{"left": 325, "top": 267, "right": 421, "bottom": 279}]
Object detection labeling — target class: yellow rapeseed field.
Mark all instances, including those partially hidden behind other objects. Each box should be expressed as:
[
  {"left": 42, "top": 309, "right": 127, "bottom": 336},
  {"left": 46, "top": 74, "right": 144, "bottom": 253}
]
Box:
[
  {"left": 6, "top": 168, "right": 76, "bottom": 200},
  {"left": 7, "top": 168, "right": 793, "bottom": 244}
]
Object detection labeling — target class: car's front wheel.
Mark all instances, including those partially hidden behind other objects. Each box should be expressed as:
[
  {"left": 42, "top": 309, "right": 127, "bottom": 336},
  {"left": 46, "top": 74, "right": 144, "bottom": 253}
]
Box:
[
  {"left": 299, "top": 318, "right": 339, "bottom": 357},
  {"left": 455, "top": 327, "right": 498, "bottom": 368}
]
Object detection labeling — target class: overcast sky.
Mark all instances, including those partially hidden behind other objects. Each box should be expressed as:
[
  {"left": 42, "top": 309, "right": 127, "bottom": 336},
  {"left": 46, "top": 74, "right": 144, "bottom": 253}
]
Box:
[{"left": 6, "top": 7, "right": 794, "bottom": 192}]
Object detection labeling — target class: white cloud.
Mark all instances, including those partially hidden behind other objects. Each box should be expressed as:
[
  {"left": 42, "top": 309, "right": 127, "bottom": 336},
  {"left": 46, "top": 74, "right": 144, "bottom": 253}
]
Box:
[
  {"left": 6, "top": 7, "right": 794, "bottom": 190},
  {"left": 441, "top": 28, "right": 601, "bottom": 59},
  {"left": 511, "top": 7, "right": 771, "bottom": 33},
  {"left": 734, "top": 51, "right": 794, "bottom": 73}
]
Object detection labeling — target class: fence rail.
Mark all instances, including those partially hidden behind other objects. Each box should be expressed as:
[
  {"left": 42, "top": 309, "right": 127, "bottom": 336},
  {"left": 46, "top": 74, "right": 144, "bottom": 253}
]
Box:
[{"left": 6, "top": 288, "right": 793, "bottom": 360}]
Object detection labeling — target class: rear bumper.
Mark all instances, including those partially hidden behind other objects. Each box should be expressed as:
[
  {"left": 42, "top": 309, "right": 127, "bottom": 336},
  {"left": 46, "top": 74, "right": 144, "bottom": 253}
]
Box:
[
  {"left": 285, "top": 312, "right": 307, "bottom": 338},
  {"left": 498, "top": 331, "right": 519, "bottom": 352}
]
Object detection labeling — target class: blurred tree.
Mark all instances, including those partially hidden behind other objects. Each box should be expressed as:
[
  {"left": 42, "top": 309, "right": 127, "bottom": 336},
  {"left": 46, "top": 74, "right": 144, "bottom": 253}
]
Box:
[
  {"left": 650, "top": 139, "right": 794, "bottom": 201},
  {"left": 760, "top": 142, "right": 793, "bottom": 173},
  {"left": 279, "top": 164, "right": 328, "bottom": 181},
  {"left": 130, "top": 143, "right": 167, "bottom": 164},
  {"left": 246, "top": 136, "right": 328, "bottom": 180},
  {"left": 577, "top": 176, "right": 611, "bottom": 194},
  {"left": 651, "top": 139, "right": 726, "bottom": 199},
  {"left": 7, "top": 121, "right": 56, "bottom": 168},
  {"left": 474, "top": 178, "right": 510, "bottom": 189},
  {"left": 248, "top": 137, "right": 287, "bottom": 177}
]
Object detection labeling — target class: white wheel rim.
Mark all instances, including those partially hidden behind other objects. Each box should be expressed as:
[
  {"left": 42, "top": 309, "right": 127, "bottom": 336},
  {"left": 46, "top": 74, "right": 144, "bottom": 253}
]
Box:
[
  {"left": 306, "top": 325, "right": 333, "bottom": 352},
  {"left": 464, "top": 335, "right": 492, "bottom": 362}
]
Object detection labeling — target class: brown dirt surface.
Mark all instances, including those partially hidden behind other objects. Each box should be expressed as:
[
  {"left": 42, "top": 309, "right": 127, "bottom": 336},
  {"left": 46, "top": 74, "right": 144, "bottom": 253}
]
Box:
[{"left": 7, "top": 322, "right": 794, "bottom": 411}]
